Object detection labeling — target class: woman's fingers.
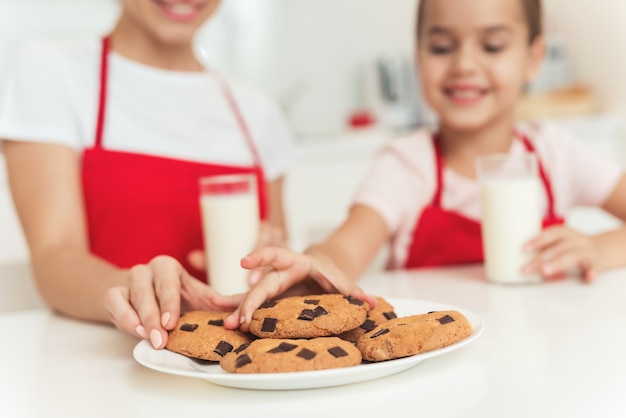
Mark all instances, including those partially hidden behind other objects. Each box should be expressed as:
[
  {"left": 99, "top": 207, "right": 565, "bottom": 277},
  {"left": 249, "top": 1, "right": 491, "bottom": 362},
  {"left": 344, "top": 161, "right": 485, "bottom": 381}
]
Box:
[
  {"left": 127, "top": 263, "right": 166, "bottom": 348},
  {"left": 104, "top": 286, "right": 146, "bottom": 338},
  {"left": 126, "top": 256, "right": 187, "bottom": 349},
  {"left": 187, "top": 249, "right": 206, "bottom": 271}
]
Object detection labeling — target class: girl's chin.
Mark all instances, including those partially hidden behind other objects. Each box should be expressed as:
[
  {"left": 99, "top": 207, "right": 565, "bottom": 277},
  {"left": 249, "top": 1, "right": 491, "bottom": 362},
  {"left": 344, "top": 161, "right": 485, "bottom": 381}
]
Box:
[
  {"left": 149, "top": 25, "right": 199, "bottom": 45},
  {"left": 439, "top": 114, "right": 494, "bottom": 132}
]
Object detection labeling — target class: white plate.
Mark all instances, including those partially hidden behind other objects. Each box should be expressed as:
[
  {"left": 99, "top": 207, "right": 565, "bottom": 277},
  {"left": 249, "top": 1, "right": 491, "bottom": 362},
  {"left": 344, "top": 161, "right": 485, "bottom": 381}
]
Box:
[{"left": 133, "top": 298, "right": 484, "bottom": 390}]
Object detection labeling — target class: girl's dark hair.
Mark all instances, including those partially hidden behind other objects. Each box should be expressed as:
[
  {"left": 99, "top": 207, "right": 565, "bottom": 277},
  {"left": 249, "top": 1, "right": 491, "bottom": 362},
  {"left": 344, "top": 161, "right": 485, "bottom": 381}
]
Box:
[{"left": 417, "top": 0, "right": 543, "bottom": 43}]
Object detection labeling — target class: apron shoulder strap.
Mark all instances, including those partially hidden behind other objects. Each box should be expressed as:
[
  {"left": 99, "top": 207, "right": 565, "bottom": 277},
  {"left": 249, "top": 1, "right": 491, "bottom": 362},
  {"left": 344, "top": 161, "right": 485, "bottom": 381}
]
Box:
[
  {"left": 208, "top": 70, "right": 264, "bottom": 169},
  {"left": 431, "top": 134, "right": 444, "bottom": 207},
  {"left": 516, "top": 132, "right": 558, "bottom": 220},
  {"left": 94, "top": 35, "right": 110, "bottom": 149}
]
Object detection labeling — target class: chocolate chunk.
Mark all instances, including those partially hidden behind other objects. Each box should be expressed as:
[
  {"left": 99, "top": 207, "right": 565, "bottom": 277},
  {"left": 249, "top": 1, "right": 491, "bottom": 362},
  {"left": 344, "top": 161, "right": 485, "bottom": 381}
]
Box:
[
  {"left": 298, "top": 309, "right": 317, "bottom": 321},
  {"left": 360, "top": 319, "right": 376, "bottom": 332},
  {"left": 213, "top": 341, "right": 234, "bottom": 357},
  {"left": 180, "top": 323, "right": 198, "bottom": 332},
  {"left": 370, "top": 328, "right": 390, "bottom": 338},
  {"left": 344, "top": 296, "right": 364, "bottom": 306},
  {"left": 207, "top": 319, "right": 224, "bottom": 326},
  {"left": 437, "top": 315, "right": 455, "bottom": 325},
  {"left": 298, "top": 306, "right": 328, "bottom": 321},
  {"left": 259, "top": 300, "right": 278, "bottom": 309},
  {"left": 428, "top": 311, "right": 437, "bottom": 314},
  {"left": 268, "top": 342, "right": 298, "bottom": 353},
  {"left": 234, "top": 343, "right": 249, "bottom": 354},
  {"left": 261, "top": 318, "right": 278, "bottom": 332},
  {"left": 236, "top": 354, "right": 252, "bottom": 368},
  {"left": 327, "top": 346, "right": 348, "bottom": 358},
  {"left": 313, "top": 306, "right": 328, "bottom": 316},
  {"left": 383, "top": 311, "right": 397, "bottom": 320},
  {"left": 297, "top": 348, "right": 317, "bottom": 360},
  {"left": 304, "top": 299, "right": 320, "bottom": 305}
]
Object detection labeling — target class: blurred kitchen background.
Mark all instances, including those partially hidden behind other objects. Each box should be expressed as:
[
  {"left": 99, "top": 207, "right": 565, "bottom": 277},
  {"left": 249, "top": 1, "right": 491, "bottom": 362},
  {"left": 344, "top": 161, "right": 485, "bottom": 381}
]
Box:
[{"left": 1, "top": 0, "right": 625, "bottom": 267}]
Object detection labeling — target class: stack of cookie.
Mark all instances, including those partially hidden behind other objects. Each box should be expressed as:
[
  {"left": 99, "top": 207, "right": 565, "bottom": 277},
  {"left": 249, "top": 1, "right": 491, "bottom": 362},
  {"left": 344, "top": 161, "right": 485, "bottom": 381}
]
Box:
[{"left": 165, "top": 294, "right": 472, "bottom": 374}]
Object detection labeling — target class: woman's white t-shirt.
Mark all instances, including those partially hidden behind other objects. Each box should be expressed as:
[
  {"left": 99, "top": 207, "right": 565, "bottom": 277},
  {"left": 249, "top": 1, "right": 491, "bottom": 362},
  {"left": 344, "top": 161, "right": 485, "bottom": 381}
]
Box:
[
  {"left": 353, "top": 122, "right": 624, "bottom": 269},
  {"left": 0, "top": 36, "right": 295, "bottom": 181}
]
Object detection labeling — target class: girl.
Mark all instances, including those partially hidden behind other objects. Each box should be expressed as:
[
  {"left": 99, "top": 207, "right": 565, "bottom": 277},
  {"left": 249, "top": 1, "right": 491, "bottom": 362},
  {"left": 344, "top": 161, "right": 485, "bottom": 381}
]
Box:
[
  {"left": 222, "top": 0, "right": 626, "bottom": 330},
  {"left": 0, "top": 0, "right": 295, "bottom": 349}
]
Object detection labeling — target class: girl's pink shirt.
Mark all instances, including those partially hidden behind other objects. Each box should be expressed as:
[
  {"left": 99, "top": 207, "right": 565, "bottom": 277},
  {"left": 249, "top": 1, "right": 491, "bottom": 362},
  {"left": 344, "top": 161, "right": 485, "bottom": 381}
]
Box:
[{"left": 353, "top": 121, "right": 624, "bottom": 269}]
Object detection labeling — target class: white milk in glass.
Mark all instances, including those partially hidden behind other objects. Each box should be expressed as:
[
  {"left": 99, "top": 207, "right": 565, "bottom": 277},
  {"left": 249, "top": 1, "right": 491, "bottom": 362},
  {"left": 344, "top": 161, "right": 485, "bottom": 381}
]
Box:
[
  {"left": 480, "top": 178, "right": 541, "bottom": 283},
  {"left": 477, "top": 153, "right": 541, "bottom": 284},
  {"left": 200, "top": 175, "right": 259, "bottom": 295}
]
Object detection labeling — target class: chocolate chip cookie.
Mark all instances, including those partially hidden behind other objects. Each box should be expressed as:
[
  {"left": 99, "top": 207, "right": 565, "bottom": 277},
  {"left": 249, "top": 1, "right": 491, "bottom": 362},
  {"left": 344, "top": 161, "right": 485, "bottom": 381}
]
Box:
[
  {"left": 356, "top": 310, "right": 472, "bottom": 361},
  {"left": 220, "top": 337, "right": 362, "bottom": 373},
  {"left": 165, "top": 311, "right": 254, "bottom": 361},
  {"left": 339, "top": 296, "right": 397, "bottom": 343},
  {"left": 249, "top": 294, "right": 370, "bottom": 339}
]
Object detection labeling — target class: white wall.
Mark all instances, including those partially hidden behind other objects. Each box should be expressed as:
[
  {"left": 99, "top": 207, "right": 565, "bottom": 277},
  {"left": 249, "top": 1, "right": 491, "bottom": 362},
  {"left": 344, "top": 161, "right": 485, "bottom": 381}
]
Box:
[
  {"left": 545, "top": 0, "right": 626, "bottom": 117},
  {"left": 200, "top": 0, "right": 419, "bottom": 136},
  {"left": 0, "top": 0, "right": 120, "bottom": 81}
]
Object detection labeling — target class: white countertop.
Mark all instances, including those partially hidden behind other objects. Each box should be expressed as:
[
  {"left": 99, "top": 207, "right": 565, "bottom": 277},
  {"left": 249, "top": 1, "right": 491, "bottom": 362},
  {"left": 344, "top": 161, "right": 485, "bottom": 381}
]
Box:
[{"left": 1, "top": 263, "right": 626, "bottom": 418}]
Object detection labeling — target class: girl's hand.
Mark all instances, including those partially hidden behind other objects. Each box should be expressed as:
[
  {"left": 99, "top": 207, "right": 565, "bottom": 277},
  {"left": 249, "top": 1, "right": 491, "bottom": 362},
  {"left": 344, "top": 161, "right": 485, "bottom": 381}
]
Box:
[
  {"left": 186, "top": 221, "right": 287, "bottom": 285},
  {"left": 217, "top": 247, "right": 377, "bottom": 331},
  {"left": 104, "top": 255, "right": 223, "bottom": 349},
  {"left": 522, "top": 226, "right": 598, "bottom": 282}
]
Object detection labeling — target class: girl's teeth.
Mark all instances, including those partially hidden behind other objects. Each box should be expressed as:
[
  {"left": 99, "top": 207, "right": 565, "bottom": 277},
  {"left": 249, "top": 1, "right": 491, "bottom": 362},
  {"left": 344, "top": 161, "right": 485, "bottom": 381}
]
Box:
[
  {"left": 164, "top": 3, "right": 196, "bottom": 15},
  {"left": 451, "top": 90, "right": 481, "bottom": 99}
]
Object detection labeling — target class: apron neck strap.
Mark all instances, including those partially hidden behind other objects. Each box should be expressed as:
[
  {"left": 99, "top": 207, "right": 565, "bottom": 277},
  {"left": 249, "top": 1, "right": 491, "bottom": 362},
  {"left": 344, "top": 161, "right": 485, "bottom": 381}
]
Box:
[{"left": 94, "top": 35, "right": 111, "bottom": 148}]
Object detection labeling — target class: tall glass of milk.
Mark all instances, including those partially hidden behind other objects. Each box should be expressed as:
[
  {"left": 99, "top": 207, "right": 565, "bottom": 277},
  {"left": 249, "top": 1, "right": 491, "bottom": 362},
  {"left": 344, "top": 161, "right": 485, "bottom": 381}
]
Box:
[
  {"left": 199, "top": 174, "right": 260, "bottom": 295},
  {"left": 476, "top": 154, "right": 542, "bottom": 284}
]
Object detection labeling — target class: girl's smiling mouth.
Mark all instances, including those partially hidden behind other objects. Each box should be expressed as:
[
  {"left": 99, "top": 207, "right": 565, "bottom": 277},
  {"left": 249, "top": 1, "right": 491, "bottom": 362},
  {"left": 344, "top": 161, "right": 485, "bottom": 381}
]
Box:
[
  {"left": 152, "top": 0, "right": 207, "bottom": 22},
  {"left": 443, "top": 85, "right": 489, "bottom": 105}
]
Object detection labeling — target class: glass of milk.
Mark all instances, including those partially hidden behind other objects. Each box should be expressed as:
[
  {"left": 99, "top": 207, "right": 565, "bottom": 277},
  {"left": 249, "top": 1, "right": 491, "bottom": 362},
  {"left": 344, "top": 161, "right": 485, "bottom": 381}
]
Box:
[
  {"left": 199, "top": 173, "right": 260, "bottom": 295},
  {"left": 476, "top": 153, "right": 542, "bottom": 284}
]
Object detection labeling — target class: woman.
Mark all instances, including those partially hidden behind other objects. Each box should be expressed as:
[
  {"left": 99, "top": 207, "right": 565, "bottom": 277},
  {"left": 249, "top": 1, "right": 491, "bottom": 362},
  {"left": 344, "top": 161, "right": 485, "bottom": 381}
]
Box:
[{"left": 0, "top": 0, "right": 295, "bottom": 349}]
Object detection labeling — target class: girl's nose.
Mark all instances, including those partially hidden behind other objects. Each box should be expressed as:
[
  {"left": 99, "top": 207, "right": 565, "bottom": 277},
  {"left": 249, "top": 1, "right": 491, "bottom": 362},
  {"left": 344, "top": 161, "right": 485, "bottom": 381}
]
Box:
[{"left": 451, "top": 43, "right": 478, "bottom": 76}]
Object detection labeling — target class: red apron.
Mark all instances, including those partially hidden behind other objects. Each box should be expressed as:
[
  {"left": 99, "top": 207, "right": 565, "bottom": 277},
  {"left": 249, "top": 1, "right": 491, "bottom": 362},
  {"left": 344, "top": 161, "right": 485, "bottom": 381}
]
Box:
[
  {"left": 81, "top": 36, "right": 267, "bottom": 282},
  {"left": 404, "top": 132, "right": 564, "bottom": 269}
]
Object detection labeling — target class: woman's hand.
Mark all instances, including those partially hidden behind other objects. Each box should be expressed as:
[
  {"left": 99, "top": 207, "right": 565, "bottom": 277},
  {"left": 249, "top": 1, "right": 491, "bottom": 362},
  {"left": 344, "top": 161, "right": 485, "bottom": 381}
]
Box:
[
  {"left": 216, "top": 246, "right": 377, "bottom": 331},
  {"left": 186, "top": 221, "right": 288, "bottom": 284},
  {"left": 522, "top": 226, "right": 599, "bottom": 282},
  {"left": 104, "top": 255, "right": 223, "bottom": 349}
]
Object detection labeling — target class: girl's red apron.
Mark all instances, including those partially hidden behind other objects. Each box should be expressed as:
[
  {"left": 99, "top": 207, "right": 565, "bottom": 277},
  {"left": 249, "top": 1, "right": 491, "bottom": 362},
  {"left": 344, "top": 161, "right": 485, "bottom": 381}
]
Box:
[
  {"left": 404, "top": 133, "right": 564, "bottom": 269},
  {"left": 81, "top": 36, "right": 267, "bottom": 282}
]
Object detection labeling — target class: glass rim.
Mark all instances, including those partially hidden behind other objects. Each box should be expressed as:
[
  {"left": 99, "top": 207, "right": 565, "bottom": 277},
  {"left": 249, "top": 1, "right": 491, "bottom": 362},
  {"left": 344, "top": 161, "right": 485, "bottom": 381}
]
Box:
[
  {"left": 475, "top": 152, "right": 538, "bottom": 180},
  {"left": 198, "top": 173, "right": 256, "bottom": 186}
]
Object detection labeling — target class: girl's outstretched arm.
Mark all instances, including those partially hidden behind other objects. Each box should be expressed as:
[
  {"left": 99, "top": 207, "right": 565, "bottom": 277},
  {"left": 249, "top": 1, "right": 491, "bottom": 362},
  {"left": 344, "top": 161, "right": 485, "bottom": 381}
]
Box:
[{"left": 220, "top": 205, "right": 387, "bottom": 330}]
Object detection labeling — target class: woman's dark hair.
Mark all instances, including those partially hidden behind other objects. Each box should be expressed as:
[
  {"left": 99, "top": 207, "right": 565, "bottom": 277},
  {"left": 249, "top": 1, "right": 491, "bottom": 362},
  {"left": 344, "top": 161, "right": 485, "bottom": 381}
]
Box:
[{"left": 417, "top": 0, "right": 543, "bottom": 43}]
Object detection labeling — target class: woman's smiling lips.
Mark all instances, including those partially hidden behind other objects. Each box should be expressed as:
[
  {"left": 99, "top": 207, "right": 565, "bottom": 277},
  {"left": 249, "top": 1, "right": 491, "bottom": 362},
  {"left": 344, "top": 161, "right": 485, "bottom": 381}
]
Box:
[
  {"left": 152, "top": 0, "right": 207, "bottom": 22},
  {"left": 443, "top": 85, "right": 488, "bottom": 105}
]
